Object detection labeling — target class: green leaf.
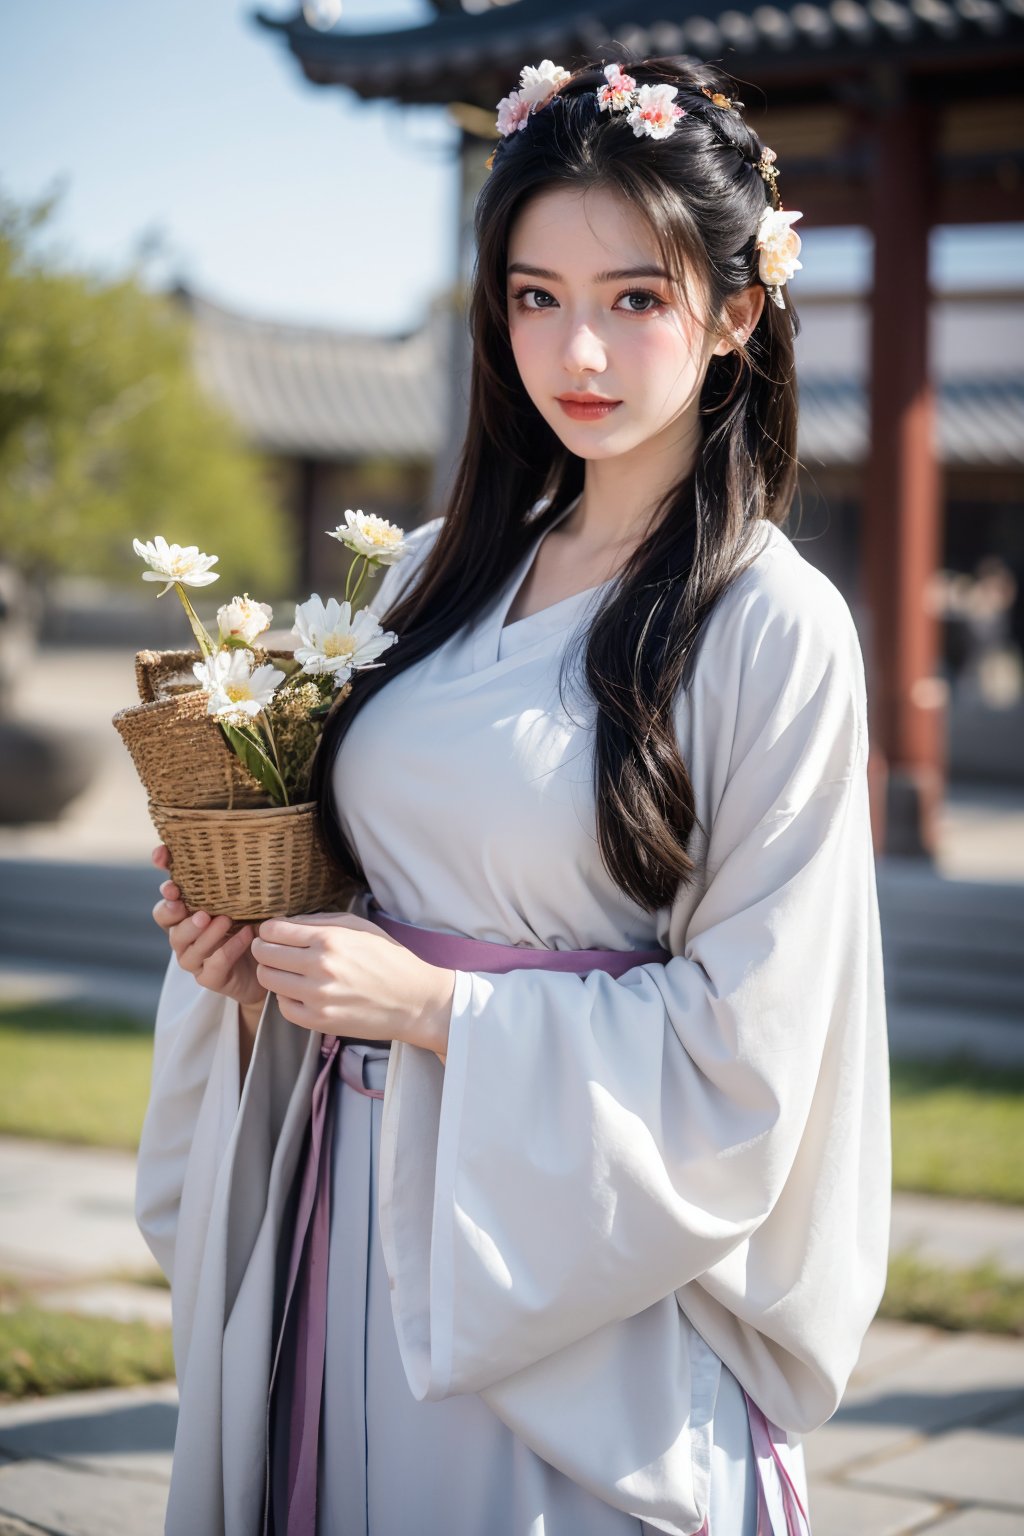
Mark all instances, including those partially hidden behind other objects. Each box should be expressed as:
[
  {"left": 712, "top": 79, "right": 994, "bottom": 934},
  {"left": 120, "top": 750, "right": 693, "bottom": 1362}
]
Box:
[{"left": 219, "top": 721, "right": 288, "bottom": 806}]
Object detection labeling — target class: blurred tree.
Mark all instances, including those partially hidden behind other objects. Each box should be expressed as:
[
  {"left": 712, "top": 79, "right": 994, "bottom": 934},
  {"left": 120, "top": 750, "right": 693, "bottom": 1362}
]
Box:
[{"left": 0, "top": 188, "right": 293, "bottom": 594}]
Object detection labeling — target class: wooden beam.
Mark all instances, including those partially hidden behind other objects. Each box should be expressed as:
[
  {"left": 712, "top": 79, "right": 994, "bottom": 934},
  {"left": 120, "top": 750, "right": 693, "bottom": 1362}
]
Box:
[{"left": 862, "top": 79, "right": 946, "bottom": 858}]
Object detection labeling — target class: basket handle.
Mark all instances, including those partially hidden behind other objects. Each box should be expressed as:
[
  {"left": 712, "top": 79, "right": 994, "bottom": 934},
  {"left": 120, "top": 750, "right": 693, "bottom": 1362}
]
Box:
[
  {"left": 134, "top": 650, "right": 166, "bottom": 703},
  {"left": 135, "top": 647, "right": 299, "bottom": 703}
]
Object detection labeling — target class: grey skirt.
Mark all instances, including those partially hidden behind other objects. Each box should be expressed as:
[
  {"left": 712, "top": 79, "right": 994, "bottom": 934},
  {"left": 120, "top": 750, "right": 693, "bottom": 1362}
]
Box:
[{"left": 268, "top": 1042, "right": 781, "bottom": 1536}]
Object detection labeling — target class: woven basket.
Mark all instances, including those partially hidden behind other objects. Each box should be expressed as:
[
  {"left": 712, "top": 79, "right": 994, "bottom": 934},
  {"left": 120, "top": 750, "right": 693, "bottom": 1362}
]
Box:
[
  {"left": 113, "top": 691, "right": 267, "bottom": 810},
  {"left": 113, "top": 647, "right": 303, "bottom": 811},
  {"left": 133, "top": 647, "right": 296, "bottom": 704},
  {"left": 149, "top": 799, "right": 352, "bottom": 920}
]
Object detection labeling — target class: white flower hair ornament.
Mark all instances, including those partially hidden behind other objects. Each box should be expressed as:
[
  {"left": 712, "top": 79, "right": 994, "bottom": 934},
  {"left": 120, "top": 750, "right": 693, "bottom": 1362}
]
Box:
[
  {"left": 488, "top": 61, "right": 805, "bottom": 310},
  {"left": 755, "top": 206, "right": 804, "bottom": 310}
]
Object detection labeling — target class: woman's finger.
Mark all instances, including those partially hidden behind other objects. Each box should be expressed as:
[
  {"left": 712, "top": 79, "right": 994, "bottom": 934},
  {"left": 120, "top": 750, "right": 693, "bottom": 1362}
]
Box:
[
  {"left": 152, "top": 844, "right": 170, "bottom": 870},
  {"left": 254, "top": 961, "right": 315, "bottom": 1001},
  {"left": 250, "top": 934, "right": 315, "bottom": 976},
  {"left": 199, "top": 924, "right": 255, "bottom": 982},
  {"left": 276, "top": 993, "right": 313, "bottom": 1028},
  {"left": 152, "top": 896, "right": 189, "bottom": 932},
  {"left": 171, "top": 912, "right": 234, "bottom": 970}
]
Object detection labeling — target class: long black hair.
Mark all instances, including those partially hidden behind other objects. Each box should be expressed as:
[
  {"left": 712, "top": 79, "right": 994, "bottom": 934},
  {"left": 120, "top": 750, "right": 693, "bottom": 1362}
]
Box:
[{"left": 312, "top": 51, "right": 802, "bottom": 912}]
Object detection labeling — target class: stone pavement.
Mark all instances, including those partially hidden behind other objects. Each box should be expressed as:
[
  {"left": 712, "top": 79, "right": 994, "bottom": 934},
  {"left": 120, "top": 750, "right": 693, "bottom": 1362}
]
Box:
[
  {"left": 2, "top": 1134, "right": 1024, "bottom": 1533},
  {"left": 0, "top": 1321, "right": 1021, "bottom": 1535},
  {"left": 0, "top": 1383, "right": 179, "bottom": 1536}
]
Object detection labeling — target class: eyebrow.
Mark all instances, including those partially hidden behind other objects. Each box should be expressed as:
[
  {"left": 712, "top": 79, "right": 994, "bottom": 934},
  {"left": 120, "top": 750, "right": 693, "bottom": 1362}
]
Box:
[{"left": 506, "top": 262, "right": 673, "bottom": 284}]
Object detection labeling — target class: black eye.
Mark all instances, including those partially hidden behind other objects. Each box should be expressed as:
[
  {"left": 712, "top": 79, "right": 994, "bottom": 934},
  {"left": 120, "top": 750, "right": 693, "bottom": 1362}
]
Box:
[
  {"left": 616, "top": 290, "right": 665, "bottom": 314},
  {"left": 513, "top": 287, "right": 555, "bottom": 310}
]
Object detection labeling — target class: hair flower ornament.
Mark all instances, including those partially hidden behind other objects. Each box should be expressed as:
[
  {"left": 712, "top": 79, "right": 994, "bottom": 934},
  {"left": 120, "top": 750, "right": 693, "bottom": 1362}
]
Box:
[
  {"left": 485, "top": 57, "right": 806, "bottom": 308},
  {"left": 596, "top": 63, "right": 686, "bottom": 139},
  {"left": 625, "top": 82, "right": 686, "bottom": 140},
  {"left": 755, "top": 206, "right": 804, "bottom": 308},
  {"left": 596, "top": 62, "right": 638, "bottom": 112},
  {"left": 494, "top": 58, "right": 571, "bottom": 139},
  {"left": 701, "top": 85, "right": 744, "bottom": 111},
  {"left": 517, "top": 59, "right": 572, "bottom": 109}
]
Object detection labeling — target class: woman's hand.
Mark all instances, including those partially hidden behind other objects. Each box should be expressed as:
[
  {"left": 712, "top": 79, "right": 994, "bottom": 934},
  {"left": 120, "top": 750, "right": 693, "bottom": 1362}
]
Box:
[
  {"left": 150, "top": 843, "right": 268, "bottom": 1010},
  {"left": 250, "top": 912, "right": 454, "bottom": 1060}
]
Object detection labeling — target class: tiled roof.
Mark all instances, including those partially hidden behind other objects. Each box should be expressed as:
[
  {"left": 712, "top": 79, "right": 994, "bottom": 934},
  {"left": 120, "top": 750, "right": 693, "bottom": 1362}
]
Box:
[
  {"left": 255, "top": 0, "right": 1024, "bottom": 98},
  {"left": 180, "top": 288, "right": 443, "bottom": 458},
  {"left": 793, "top": 292, "right": 1024, "bottom": 465},
  {"left": 182, "top": 285, "right": 1024, "bottom": 467},
  {"left": 799, "top": 376, "right": 1024, "bottom": 466}
]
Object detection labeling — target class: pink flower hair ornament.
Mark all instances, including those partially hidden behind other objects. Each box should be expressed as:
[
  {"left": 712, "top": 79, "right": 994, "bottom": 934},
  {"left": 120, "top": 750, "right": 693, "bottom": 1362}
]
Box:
[
  {"left": 492, "top": 59, "right": 572, "bottom": 147},
  {"left": 486, "top": 60, "right": 805, "bottom": 312}
]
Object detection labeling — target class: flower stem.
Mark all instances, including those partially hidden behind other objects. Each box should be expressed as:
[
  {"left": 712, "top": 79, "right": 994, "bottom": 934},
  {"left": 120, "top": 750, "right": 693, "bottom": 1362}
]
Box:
[
  {"left": 344, "top": 556, "right": 372, "bottom": 610},
  {"left": 260, "top": 709, "right": 289, "bottom": 807},
  {"left": 174, "top": 585, "right": 216, "bottom": 659}
]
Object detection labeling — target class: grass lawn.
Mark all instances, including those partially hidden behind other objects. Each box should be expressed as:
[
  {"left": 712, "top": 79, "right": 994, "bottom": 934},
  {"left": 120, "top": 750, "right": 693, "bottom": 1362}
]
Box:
[
  {"left": 880, "top": 1253, "right": 1024, "bottom": 1336},
  {"left": 890, "top": 1056, "right": 1024, "bottom": 1205},
  {"left": 0, "top": 1274, "right": 173, "bottom": 1401},
  {"left": 1, "top": 1002, "right": 1022, "bottom": 1204},
  {"left": 0, "top": 1001, "right": 154, "bottom": 1150}
]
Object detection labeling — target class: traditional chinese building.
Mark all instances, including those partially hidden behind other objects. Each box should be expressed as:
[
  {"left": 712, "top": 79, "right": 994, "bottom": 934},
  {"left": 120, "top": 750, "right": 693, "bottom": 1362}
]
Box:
[
  {"left": 176, "top": 285, "right": 445, "bottom": 596},
  {"left": 254, "top": 0, "right": 1024, "bottom": 857}
]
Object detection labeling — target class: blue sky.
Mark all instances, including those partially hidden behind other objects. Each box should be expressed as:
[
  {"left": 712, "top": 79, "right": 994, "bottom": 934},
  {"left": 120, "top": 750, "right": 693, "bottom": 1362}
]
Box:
[{"left": 1, "top": 0, "right": 1020, "bottom": 335}]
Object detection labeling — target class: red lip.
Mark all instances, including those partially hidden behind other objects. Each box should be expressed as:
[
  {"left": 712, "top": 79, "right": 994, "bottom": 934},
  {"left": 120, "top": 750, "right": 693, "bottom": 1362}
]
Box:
[
  {"left": 557, "top": 395, "right": 622, "bottom": 420},
  {"left": 556, "top": 394, "right": 620, "bottom": 403}
]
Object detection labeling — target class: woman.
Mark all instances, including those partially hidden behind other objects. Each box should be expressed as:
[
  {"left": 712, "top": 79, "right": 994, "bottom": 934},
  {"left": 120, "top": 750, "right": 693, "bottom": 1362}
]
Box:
[{"left": 136, "top": 53, "right": 891, "bottom": 1536}]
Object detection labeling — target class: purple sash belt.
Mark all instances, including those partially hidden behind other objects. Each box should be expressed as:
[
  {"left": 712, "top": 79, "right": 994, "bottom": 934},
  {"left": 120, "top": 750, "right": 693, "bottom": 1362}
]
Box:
[{"left": 266, "top": 901, "right": 811, "bottom": 1536}]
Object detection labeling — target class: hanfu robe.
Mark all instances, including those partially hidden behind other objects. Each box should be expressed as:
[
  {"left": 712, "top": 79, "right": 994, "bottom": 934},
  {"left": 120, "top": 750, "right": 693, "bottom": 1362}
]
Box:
[{"left": 134, "top": 496, "right": 890, "bottom": 1535}]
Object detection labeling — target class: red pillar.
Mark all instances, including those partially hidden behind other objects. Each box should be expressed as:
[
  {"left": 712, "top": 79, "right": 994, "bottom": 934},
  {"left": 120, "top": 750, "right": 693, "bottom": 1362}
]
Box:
[{"left": 862, "top": 84, "right": 946, "bottom": 859}]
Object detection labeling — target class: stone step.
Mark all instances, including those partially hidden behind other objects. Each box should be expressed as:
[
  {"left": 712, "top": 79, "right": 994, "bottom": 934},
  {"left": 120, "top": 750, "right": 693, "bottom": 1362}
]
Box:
[
  {"left": 1, "top": 858, "right": 1021, "bottom": 1051},
  {"left": 876, "top": 858, "right": 1024, "bottom": 1016},
  {"left": 0, "top": 860, "right": 167, "bottom": 973},
  {"left": 889, "top": 959, "right": 1023, "bottom": 1016}
]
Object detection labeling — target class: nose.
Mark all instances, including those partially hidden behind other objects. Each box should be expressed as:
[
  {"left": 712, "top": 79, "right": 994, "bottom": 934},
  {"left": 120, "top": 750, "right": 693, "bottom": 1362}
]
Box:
[{"left": 562, "top": 317, "right": 608, "bottom": 377}]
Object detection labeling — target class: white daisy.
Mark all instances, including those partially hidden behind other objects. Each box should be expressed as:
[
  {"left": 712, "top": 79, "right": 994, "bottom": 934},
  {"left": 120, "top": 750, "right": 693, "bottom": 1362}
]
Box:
[
  {"left": 326, "top": 509, "right": 409, "bottom": 566},
  {"left": 216, "top": 594, "right": 273, "bottom": 646},
  {"left": 132, "top": 535, "right": 219, "bottom": 597},
  {"left": 192, "top": 648, "right": 284, "bottom": 724},
  {"left": 291, "top": 594, "right": 398, "bottom": 684}
]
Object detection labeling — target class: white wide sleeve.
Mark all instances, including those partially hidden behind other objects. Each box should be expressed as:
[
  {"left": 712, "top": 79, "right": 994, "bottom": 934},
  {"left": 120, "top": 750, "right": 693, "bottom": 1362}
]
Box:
[
  {"left": 133, "top": 956, "right": 250, "bottom": 1288},
  {"left": 378, "top": 557, "right": 891, "bottom": 1432},
  {"left": 132, "top": 519, "right": 444, "bottom": 1313}
]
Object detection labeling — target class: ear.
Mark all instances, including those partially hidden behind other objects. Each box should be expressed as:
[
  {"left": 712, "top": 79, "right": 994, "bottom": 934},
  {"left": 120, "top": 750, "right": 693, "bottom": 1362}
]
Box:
[{"left": 711, "top": 283, "right": 766, "bottom": 357}]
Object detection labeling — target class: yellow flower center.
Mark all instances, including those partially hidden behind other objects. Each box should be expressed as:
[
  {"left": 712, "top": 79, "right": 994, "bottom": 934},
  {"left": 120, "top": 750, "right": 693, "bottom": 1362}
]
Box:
[
  {"left": 322, "top": 633, "right": 356, "bottom": 659},
  {"left": 364, "top": 527, "right": 399, "bottom": 551},
  {"left": 225, "top": 683, "right": 251, "bottom": 703}
]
